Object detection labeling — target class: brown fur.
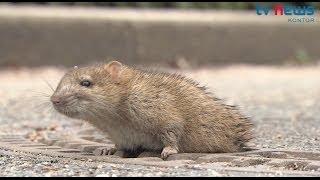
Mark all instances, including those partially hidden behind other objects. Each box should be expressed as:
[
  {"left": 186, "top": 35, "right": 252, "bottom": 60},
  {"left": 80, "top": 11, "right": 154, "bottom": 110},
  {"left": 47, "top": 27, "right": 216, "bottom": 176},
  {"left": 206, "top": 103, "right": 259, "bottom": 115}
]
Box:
[{"left": 51, "top": 61, "right": 254, "bottom": 158}]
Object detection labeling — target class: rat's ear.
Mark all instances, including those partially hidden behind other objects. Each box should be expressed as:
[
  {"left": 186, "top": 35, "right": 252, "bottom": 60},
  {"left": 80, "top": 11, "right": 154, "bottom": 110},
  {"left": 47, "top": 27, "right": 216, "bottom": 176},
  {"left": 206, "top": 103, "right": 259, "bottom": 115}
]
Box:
[{"left": 105, "top": 61, "right": 123, "bottom": 82}]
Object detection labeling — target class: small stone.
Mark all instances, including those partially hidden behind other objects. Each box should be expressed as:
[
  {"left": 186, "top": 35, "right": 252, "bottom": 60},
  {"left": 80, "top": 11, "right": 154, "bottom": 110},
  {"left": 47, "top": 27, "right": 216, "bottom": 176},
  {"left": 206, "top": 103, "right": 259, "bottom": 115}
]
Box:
[{"left": 276, "top": 134, "right": 282, "bottom": 139}]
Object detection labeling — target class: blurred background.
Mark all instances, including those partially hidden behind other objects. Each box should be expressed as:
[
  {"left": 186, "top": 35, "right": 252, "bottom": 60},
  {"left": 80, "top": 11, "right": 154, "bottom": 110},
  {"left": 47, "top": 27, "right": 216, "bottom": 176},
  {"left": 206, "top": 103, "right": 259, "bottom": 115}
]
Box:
[
  {"left": 5, "top": 2, "right": 320, "bottom": 10},
  {"left": 0, "top": 1, "right": 319, "bottom": 68}
]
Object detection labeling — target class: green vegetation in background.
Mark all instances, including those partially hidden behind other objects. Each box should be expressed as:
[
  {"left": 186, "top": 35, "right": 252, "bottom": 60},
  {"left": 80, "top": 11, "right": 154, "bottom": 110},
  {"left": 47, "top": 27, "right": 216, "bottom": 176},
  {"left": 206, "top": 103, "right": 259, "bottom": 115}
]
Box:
[
  {"left": 5, "top": 2, "right": 320, "bottom": 10},
  {"left": 295, "top": 49, "right": 313, "bottom": 65}
]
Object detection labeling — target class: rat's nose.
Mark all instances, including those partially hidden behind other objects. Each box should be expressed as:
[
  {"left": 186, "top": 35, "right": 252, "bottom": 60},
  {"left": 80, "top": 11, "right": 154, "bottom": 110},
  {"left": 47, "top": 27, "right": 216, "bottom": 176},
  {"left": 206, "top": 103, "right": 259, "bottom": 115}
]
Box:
[{"left": 51, "top": 95, "right": 63, "bottom": 106}]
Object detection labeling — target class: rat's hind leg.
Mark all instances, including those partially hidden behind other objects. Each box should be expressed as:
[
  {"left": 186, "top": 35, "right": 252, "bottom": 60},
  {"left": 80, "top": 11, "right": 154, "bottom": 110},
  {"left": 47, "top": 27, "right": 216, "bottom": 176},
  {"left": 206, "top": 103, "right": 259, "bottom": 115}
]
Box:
[
  {"left": 161, "top": 146, "right": 178, "bottom": 159},
  {"left": 160, "top": 130, "right": 180, "bottom": 159}
]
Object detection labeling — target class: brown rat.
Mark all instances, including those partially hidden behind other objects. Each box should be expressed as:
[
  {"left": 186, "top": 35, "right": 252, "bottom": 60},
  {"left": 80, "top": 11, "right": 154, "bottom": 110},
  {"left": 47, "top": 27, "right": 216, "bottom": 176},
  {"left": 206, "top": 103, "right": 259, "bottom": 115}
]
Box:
[{"left": 51, "top": 61, "right": 253, "bottom": 159}]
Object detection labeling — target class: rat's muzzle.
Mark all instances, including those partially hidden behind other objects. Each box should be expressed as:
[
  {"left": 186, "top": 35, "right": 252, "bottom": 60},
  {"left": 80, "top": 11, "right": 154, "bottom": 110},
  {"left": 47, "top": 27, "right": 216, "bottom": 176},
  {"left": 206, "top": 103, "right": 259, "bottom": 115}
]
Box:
[
  {"left": 50, "top": 93, "right": 81, "bottom": 118},
  {"left": 50, "top": 94, "right": 77, "bottom": 107},
  {"left": 50, "top": 95, "right": 65, "bottom": 106}
]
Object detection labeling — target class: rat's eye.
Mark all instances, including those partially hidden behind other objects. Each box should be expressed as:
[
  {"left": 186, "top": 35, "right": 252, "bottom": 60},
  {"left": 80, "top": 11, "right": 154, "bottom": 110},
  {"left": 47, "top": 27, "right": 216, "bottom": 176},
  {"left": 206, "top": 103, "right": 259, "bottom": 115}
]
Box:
[{"left": 80, "top": 80, "right": 91, "bottom": 87}]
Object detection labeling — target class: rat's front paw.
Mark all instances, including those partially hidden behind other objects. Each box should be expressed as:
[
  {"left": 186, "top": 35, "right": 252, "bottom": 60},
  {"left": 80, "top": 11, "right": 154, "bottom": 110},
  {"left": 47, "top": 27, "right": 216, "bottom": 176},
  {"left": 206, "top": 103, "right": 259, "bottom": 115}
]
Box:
[
  {"left": 93, "top": 146, "right": 117, "bottom": 156},
  {"left": 161, "top": 146, "right": 178, "bottom": 159}
]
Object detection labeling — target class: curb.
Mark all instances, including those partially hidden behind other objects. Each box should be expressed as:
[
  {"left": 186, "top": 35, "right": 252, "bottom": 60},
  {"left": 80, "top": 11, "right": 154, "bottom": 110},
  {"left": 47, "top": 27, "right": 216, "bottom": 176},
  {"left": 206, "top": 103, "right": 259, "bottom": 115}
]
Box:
[{"left": 0, "top": 5, "right": 320, "bottom": 67}]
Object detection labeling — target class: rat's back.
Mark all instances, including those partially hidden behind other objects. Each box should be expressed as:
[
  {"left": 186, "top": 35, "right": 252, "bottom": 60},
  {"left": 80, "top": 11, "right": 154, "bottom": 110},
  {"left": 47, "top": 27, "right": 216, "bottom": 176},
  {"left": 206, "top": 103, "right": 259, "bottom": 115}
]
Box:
[{"left": 122, "top": 67, "right": 253, "bottom": 153}]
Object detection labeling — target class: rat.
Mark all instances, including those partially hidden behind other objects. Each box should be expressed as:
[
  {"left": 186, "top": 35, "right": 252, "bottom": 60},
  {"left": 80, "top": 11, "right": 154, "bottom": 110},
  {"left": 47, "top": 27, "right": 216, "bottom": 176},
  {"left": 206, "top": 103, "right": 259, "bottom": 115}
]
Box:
[{"left": 50, "top": 61, "right": 253, "bottom": 159}]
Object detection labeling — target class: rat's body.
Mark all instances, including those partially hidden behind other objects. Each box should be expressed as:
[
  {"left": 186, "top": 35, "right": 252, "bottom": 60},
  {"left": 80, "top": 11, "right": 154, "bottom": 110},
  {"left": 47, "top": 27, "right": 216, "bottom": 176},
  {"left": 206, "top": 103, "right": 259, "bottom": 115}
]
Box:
[{"left": 51, "top": 61, "right": 253, "bottom": 159}]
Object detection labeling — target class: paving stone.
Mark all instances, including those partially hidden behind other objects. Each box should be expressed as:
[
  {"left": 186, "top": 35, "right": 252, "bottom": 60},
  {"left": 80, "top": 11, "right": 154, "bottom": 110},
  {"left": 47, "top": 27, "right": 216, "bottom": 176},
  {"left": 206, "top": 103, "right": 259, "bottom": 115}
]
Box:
[
  {"left": 132, "top": 157, "right": 163, "bottom": 162},
  {"left": 54, "top": 140, "right": 81, "bottom": 147},
  {"left": 229, "top": 157, "right": 272, "bottom": 167},
  {"left": 80, "top": 145, "right": 109, "bottom": 153},
  {"left": 166, "top": 153, "right": 208, "bottom": 161},
  {"left": 36, "top": 146, "right": 62, "bottom": 150},
  {"left": 64, "top": 143, "right": 94, "bottom": 149},
  {"left": 197, "top": 154, "right": 237, "bottom": 163},
  {"left": 77, "top": 136, "right": 96, "bottom": 141},
  {"left": 304, "top": 163, "right": 320, "bottom": 171}
]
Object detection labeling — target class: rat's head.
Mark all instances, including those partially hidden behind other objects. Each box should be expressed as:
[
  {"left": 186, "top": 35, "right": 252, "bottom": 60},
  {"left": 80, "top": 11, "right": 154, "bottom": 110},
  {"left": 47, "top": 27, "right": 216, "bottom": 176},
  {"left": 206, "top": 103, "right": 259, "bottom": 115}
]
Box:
[{"left": 50, "top": 61, "right": 125, "bottom": 119}]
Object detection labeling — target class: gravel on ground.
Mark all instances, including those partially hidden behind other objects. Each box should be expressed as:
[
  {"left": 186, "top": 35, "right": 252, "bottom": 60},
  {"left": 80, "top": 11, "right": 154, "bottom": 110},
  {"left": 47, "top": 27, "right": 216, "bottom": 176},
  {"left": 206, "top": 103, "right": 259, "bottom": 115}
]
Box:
[{"left": 1, "top": 65, "right": 320, "bottom": 176}]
